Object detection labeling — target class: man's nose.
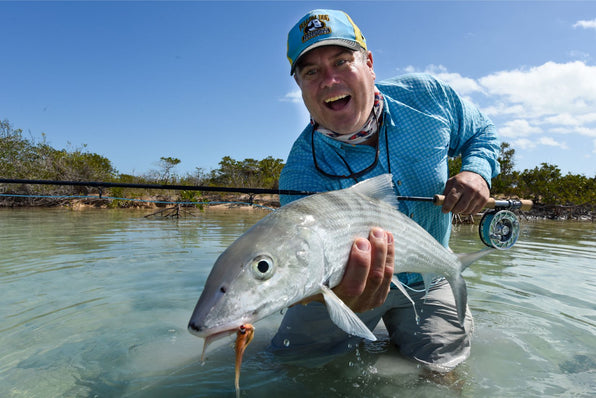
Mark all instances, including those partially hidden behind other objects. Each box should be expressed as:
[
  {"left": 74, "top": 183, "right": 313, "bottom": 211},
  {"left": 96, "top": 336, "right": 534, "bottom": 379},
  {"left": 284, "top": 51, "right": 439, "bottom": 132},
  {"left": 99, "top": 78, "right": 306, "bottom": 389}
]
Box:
[{"left": 320, "top": 67, "right": 341, "bottom": 88}]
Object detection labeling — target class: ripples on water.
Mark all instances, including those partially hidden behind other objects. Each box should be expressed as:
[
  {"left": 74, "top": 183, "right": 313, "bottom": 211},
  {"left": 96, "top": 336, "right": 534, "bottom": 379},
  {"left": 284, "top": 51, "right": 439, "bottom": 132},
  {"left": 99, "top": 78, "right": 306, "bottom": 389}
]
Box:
[{"left": 0, "top": 208, "right": 594, "bottom": 397}]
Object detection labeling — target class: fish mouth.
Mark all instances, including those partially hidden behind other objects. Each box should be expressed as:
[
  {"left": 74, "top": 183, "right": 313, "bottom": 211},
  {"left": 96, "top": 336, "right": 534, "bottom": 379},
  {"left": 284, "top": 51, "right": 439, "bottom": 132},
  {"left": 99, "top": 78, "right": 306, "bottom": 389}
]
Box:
[
  {"left": 189, "top": 322, "right": 240, "bottom": 360},
  {"left": 189, "top": 319, "right": 255, "bottom": 362},
  {"left": 188, "top": 320, "right": 244, "bottom": 339},
  {"left": 188, "top": 302, "right": 274, "bottom": 339},
  {"left": 193, "top": 326, "right": 238, "bottom": 362}
]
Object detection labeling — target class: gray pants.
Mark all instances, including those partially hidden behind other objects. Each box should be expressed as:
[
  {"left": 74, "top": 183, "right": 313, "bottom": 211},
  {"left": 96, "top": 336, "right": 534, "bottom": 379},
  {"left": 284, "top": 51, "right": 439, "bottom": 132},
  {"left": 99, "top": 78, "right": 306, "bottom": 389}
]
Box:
[{"left": 269, "top": 279, "right": 473, "bottom": 372}]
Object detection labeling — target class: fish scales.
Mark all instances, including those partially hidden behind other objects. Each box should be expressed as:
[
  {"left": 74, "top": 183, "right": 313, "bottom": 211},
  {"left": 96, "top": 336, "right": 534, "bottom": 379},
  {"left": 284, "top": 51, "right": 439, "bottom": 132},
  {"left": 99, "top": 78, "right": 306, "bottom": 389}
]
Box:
[{"left": 283, "top": 186, "right": 460, "bottom": 286}]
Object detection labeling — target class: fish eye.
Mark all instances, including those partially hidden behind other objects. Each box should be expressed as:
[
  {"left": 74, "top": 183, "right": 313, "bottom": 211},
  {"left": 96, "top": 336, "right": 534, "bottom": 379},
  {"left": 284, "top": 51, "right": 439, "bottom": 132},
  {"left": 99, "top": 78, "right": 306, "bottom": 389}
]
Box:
[{"left": 250, "top": 255, "right": 275, "bottom": 280}]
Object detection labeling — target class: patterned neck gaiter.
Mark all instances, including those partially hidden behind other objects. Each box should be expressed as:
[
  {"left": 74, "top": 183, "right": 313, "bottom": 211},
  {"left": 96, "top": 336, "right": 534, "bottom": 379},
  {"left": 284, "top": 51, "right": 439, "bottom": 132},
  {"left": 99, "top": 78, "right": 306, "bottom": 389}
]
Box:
[{"left": 313, "top": 89, "right": 383, "bottom": 145}]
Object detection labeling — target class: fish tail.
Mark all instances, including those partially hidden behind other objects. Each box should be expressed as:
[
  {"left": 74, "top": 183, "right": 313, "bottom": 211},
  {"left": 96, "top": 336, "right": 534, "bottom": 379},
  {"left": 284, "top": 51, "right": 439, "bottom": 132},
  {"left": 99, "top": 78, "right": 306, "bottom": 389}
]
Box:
[{"left": 456, "top": 248, "right": 494, "bottom": 271}]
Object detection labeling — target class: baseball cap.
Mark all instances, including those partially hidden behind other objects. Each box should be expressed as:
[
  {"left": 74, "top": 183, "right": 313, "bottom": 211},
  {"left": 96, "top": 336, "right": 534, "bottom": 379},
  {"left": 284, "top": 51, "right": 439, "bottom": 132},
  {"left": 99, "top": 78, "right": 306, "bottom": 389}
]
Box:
[{"left": 287, "top": 9, "right": 367, "bottom": 75}]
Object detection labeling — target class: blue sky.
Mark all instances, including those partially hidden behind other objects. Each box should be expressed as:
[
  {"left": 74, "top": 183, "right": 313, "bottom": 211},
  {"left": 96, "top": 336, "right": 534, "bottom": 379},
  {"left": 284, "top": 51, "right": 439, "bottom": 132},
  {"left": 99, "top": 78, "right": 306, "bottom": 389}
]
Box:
[{"left": 2, "top": 1, "right": 595, "bottom": 179}]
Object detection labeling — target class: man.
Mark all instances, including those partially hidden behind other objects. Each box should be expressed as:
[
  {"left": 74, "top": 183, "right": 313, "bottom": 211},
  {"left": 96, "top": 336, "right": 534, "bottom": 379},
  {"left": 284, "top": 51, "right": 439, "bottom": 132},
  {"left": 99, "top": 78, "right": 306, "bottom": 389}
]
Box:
[{"left": 270, "top": 9, "right": 500, "bottom": 373}]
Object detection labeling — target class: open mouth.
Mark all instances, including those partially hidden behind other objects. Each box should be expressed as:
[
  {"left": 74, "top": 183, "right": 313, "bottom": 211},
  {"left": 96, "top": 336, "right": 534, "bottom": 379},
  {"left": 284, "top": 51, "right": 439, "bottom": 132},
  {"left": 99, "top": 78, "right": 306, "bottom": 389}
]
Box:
[
  {"left": 188, "top": 319, "right": 242, "bottom": 339},
  {"left": 324, "top": 94, "right": 351, "bottom": 111},
  {"left": 198, "top": 327, "right": 238, "bottom": 361}
]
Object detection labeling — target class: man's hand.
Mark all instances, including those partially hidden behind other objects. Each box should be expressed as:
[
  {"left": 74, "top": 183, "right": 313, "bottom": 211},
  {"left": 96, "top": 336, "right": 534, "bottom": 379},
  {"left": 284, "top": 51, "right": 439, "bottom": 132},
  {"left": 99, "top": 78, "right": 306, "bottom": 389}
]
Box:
[
  {"left": 333, "top": 228, "right": 394, "bottom": 313},
  {"left": 441, "top": 171, "right": 490, "bottom": 215},
  {"left": 295, "top": 228, "right": 394, "bottom": 313}
]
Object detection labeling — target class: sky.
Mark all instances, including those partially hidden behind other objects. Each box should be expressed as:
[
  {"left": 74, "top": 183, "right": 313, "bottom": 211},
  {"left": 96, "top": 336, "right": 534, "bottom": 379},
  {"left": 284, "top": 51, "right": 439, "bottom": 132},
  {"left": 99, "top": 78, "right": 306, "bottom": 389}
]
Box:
[{"left": 2, "top": 0, "right": 596, "bottom": 179}]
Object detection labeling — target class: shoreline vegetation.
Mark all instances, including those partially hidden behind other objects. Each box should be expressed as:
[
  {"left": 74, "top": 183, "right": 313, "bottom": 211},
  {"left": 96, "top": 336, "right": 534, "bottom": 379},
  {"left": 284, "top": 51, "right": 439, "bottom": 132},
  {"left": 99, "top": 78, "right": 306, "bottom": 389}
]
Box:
[
  {"left": 1, "top": 191, "right": 593, "bottom": 222},
  {"left": 1, "top": 119, "right": 594, "bottom": 221}
]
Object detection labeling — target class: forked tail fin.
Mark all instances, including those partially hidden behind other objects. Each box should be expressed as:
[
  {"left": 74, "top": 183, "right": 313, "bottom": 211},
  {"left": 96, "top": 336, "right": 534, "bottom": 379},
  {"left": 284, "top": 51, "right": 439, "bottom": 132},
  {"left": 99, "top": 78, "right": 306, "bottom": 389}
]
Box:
[{"left": 457, "top": 248, "right": 494, "bottom": 271}]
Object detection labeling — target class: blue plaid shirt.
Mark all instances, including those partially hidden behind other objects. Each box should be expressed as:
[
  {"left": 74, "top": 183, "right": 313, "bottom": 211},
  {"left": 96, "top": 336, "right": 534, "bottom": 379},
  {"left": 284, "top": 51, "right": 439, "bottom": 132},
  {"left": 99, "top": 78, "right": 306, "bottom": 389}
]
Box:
[{"left": 279, "top": 73, "right": 500, "bottom": 286}]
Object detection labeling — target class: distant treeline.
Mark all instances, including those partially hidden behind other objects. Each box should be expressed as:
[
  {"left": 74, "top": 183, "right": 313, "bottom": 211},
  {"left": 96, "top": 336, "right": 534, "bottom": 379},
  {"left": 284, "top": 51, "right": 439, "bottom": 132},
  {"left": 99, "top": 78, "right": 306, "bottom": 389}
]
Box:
[
  {"left": 1, "top": 119, "right": 595, "bottom": 215},
  {"left": 0, "top": 119, "right": 284, "bottom": 207}
]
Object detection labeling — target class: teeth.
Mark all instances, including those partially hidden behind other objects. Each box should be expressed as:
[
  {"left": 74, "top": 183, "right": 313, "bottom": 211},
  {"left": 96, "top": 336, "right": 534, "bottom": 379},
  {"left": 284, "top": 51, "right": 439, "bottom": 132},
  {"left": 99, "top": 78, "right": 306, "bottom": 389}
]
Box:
[{"left": 324, "top": 94, "right": 348, "bottom": 103}]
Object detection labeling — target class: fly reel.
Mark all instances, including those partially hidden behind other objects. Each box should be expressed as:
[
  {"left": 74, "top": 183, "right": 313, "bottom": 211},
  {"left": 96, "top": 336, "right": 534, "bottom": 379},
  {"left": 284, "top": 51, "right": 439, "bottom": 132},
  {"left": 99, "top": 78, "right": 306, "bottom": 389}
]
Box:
[{"left": 479, "top": 209, "right": 520, "bottom": 250}]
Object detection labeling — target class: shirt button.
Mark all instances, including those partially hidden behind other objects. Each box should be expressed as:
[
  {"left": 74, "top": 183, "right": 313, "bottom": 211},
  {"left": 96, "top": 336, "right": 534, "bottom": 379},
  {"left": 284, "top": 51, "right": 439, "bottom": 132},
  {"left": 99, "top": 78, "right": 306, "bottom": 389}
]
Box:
[
  {"left": 410, "top": 213, "right": 414, "bottom": 218},
  {"left": 397, "top": 180, "right": 402, "bottom": 185}
]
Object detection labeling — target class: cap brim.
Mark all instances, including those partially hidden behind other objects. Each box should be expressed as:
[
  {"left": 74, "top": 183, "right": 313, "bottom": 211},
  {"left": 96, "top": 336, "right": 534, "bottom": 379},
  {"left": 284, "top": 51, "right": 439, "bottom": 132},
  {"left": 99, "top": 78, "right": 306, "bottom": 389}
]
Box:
[{"left": 290, "top": 39, "right": 363, "bottom": 75}]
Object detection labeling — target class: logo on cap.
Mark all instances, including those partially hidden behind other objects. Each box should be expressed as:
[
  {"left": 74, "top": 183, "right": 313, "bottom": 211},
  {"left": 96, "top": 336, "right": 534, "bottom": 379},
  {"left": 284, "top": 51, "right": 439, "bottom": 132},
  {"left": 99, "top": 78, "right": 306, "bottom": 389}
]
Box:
[{"left": 300, "top": 14, "right": 331, "bottom": 43}]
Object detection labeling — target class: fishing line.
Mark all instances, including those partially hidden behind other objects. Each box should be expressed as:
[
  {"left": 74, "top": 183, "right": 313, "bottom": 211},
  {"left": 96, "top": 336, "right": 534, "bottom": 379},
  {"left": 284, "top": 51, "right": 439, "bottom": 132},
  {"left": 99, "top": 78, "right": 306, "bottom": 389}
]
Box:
[
  {"left": 397, "top": 277, "right": 445, "bottom": 293},
  {"left": 399, "top": 283, "right": 426, "bottom": 293}
]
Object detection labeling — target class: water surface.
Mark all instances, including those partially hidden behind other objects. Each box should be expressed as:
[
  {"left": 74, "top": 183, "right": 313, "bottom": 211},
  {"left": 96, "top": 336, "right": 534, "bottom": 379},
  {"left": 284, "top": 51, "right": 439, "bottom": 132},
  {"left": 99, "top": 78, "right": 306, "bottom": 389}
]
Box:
[{"left": 1, "top": 208, "right": 594, "bottom": 397}]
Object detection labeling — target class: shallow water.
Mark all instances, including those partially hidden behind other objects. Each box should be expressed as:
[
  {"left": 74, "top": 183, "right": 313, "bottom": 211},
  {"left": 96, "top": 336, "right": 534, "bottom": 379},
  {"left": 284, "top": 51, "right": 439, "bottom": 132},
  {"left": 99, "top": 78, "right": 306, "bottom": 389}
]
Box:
[{"left": 0, "top": 208, "right": 594, "bottom": 397}]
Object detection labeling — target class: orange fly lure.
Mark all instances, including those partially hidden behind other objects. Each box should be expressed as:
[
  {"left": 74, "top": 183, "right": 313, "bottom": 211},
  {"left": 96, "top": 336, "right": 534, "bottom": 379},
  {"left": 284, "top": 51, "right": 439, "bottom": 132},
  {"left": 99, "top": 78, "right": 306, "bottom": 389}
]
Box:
[{"left": 234, "top": 324, "right": 255, "bottom": 397}]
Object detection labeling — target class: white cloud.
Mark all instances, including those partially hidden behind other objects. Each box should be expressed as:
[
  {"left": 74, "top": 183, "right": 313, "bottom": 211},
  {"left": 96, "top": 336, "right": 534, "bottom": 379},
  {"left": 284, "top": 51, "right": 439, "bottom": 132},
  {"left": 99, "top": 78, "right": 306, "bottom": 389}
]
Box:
[
  {"left": 499, "top": 119, "right": 542, "bottom": 138},
  {"left": 287, "top": 61, "right": 596, "bottom": 164},
  {"left": 542, "top": 113, "right": 596, "bottom": 131},
  {"left": 573, "top": 19, "right": 596, "bottom": 30},
  {"left": 543, "top": 113, "right": 581, "bottom": 126},
  {"left": 400, "top": 61, "right": 596, "bottom": 167},
  {"left": 539, "top": 137, "right": 568, "bottom": 149},
  {"left": 581, "top": 113, "right": 596, "bottom": 123},
  {"left": 408, "top": 62, "right": 596, "bottom": 142},
  {"left": 510, "top": 137, "right": 567, "bottom": 151},
  {"left": 478, "top": 61, "right": 596, "bottom": 118},
  {"left": 511, "top": 138, "right": 535, "bottom": 150},
  {"left": 574, "top": 126, "right": 596, "bottom": 138},
  {"left": 424, "top": 65, "right": 484, "bottom": 95},
  {"left": 482, "top": 103, "right": 527, "bottom": 118},
  {"left": 280, "top": 90, "right": 302, "bottom": 103},
  {"left": 465, "top": 60, "right": 596, "bottom": 161},
  {"left": 404, "top": 64, "right": 483, "bottom": 96}
]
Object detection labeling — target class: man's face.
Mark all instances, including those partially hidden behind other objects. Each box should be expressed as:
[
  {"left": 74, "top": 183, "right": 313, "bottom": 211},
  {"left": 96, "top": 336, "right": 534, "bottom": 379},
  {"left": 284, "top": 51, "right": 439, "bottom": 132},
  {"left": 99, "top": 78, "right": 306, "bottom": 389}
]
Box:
[{"left": 294, "top": 45, "right": 376, "bottom": 134}]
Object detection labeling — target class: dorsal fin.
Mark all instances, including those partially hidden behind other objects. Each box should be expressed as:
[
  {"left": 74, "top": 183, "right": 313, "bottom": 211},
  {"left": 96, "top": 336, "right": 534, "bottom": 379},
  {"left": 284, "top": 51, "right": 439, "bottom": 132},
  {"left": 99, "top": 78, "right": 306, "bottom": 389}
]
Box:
[{"left": 348, "top": 174, "right": 398, "bottom": 207}]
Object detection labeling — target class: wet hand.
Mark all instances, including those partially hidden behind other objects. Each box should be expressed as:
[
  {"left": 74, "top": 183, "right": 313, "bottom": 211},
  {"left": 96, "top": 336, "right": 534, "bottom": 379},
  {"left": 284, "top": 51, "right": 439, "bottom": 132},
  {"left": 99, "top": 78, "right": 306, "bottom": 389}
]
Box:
[
  {"left": 333, "top": 227, "right": 395, "bottom": 313},
  {"left": 441, "top": 171, "right": 490, "bottom": 215}
]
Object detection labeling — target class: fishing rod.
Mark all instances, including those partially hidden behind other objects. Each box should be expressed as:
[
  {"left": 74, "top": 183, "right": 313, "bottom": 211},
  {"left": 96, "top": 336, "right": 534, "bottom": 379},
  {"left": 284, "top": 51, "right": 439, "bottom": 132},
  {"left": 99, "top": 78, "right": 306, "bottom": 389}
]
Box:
[
  {"left": 401, "top": 194, "right": 533, "bottom": 211},
  {"left": 2, "top": 177, "right": 531, "bottom": 250},
  {"left": 0, "top": 178, "right": 315, "bottom": 197},
  {"left": 0, "top": 178, "right": 534, "bottom": 209},
  {"left": 396, "top": 194, "right": 533, "bottom": 251}
]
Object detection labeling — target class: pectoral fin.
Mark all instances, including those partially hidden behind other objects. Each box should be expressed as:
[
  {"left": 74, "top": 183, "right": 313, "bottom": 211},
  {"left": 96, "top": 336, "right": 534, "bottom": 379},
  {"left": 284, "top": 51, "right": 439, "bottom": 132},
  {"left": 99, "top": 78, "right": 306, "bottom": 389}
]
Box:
[{"left": 320, "top": 285, "right": 377, "bottom": 341}]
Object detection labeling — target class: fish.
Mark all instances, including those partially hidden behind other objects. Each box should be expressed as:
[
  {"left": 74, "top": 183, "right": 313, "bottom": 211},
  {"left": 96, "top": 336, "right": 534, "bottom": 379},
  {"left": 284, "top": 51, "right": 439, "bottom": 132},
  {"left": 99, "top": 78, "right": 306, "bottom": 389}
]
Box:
[{"left": 188, "top": 174, "right": 491, "bottom": 349}]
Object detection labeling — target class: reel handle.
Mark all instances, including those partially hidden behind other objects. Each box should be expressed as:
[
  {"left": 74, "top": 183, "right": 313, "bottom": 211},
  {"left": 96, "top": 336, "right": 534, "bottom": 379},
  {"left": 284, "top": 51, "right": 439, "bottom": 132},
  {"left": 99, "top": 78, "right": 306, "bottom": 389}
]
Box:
[{"left": 432, "top": 195, "right": 533, "bottom": 211}]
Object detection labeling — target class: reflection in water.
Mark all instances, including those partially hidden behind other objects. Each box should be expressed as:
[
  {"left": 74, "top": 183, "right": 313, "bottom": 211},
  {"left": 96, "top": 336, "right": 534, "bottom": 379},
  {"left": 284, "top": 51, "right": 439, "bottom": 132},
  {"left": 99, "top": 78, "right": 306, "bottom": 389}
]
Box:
[{"left": 0, "top": 209, "right": 594, "bottom": 397}]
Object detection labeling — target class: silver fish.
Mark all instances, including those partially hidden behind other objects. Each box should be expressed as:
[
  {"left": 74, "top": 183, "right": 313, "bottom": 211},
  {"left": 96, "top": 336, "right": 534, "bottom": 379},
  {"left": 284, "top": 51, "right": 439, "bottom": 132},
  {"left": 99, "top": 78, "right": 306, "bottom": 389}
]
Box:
[{"left": 188, "top": 174, "right": 491, "bottom": 344}]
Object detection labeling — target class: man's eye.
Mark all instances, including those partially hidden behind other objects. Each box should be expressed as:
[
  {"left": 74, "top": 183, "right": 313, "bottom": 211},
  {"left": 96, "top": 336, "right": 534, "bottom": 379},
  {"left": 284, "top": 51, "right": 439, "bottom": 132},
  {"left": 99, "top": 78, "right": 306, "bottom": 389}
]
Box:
[
  {"left": 303, "top": 68, "right": 317, "bottom": 77},
  {"left": 336, "top": 58, "right": 348, "bottom": 66}
]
